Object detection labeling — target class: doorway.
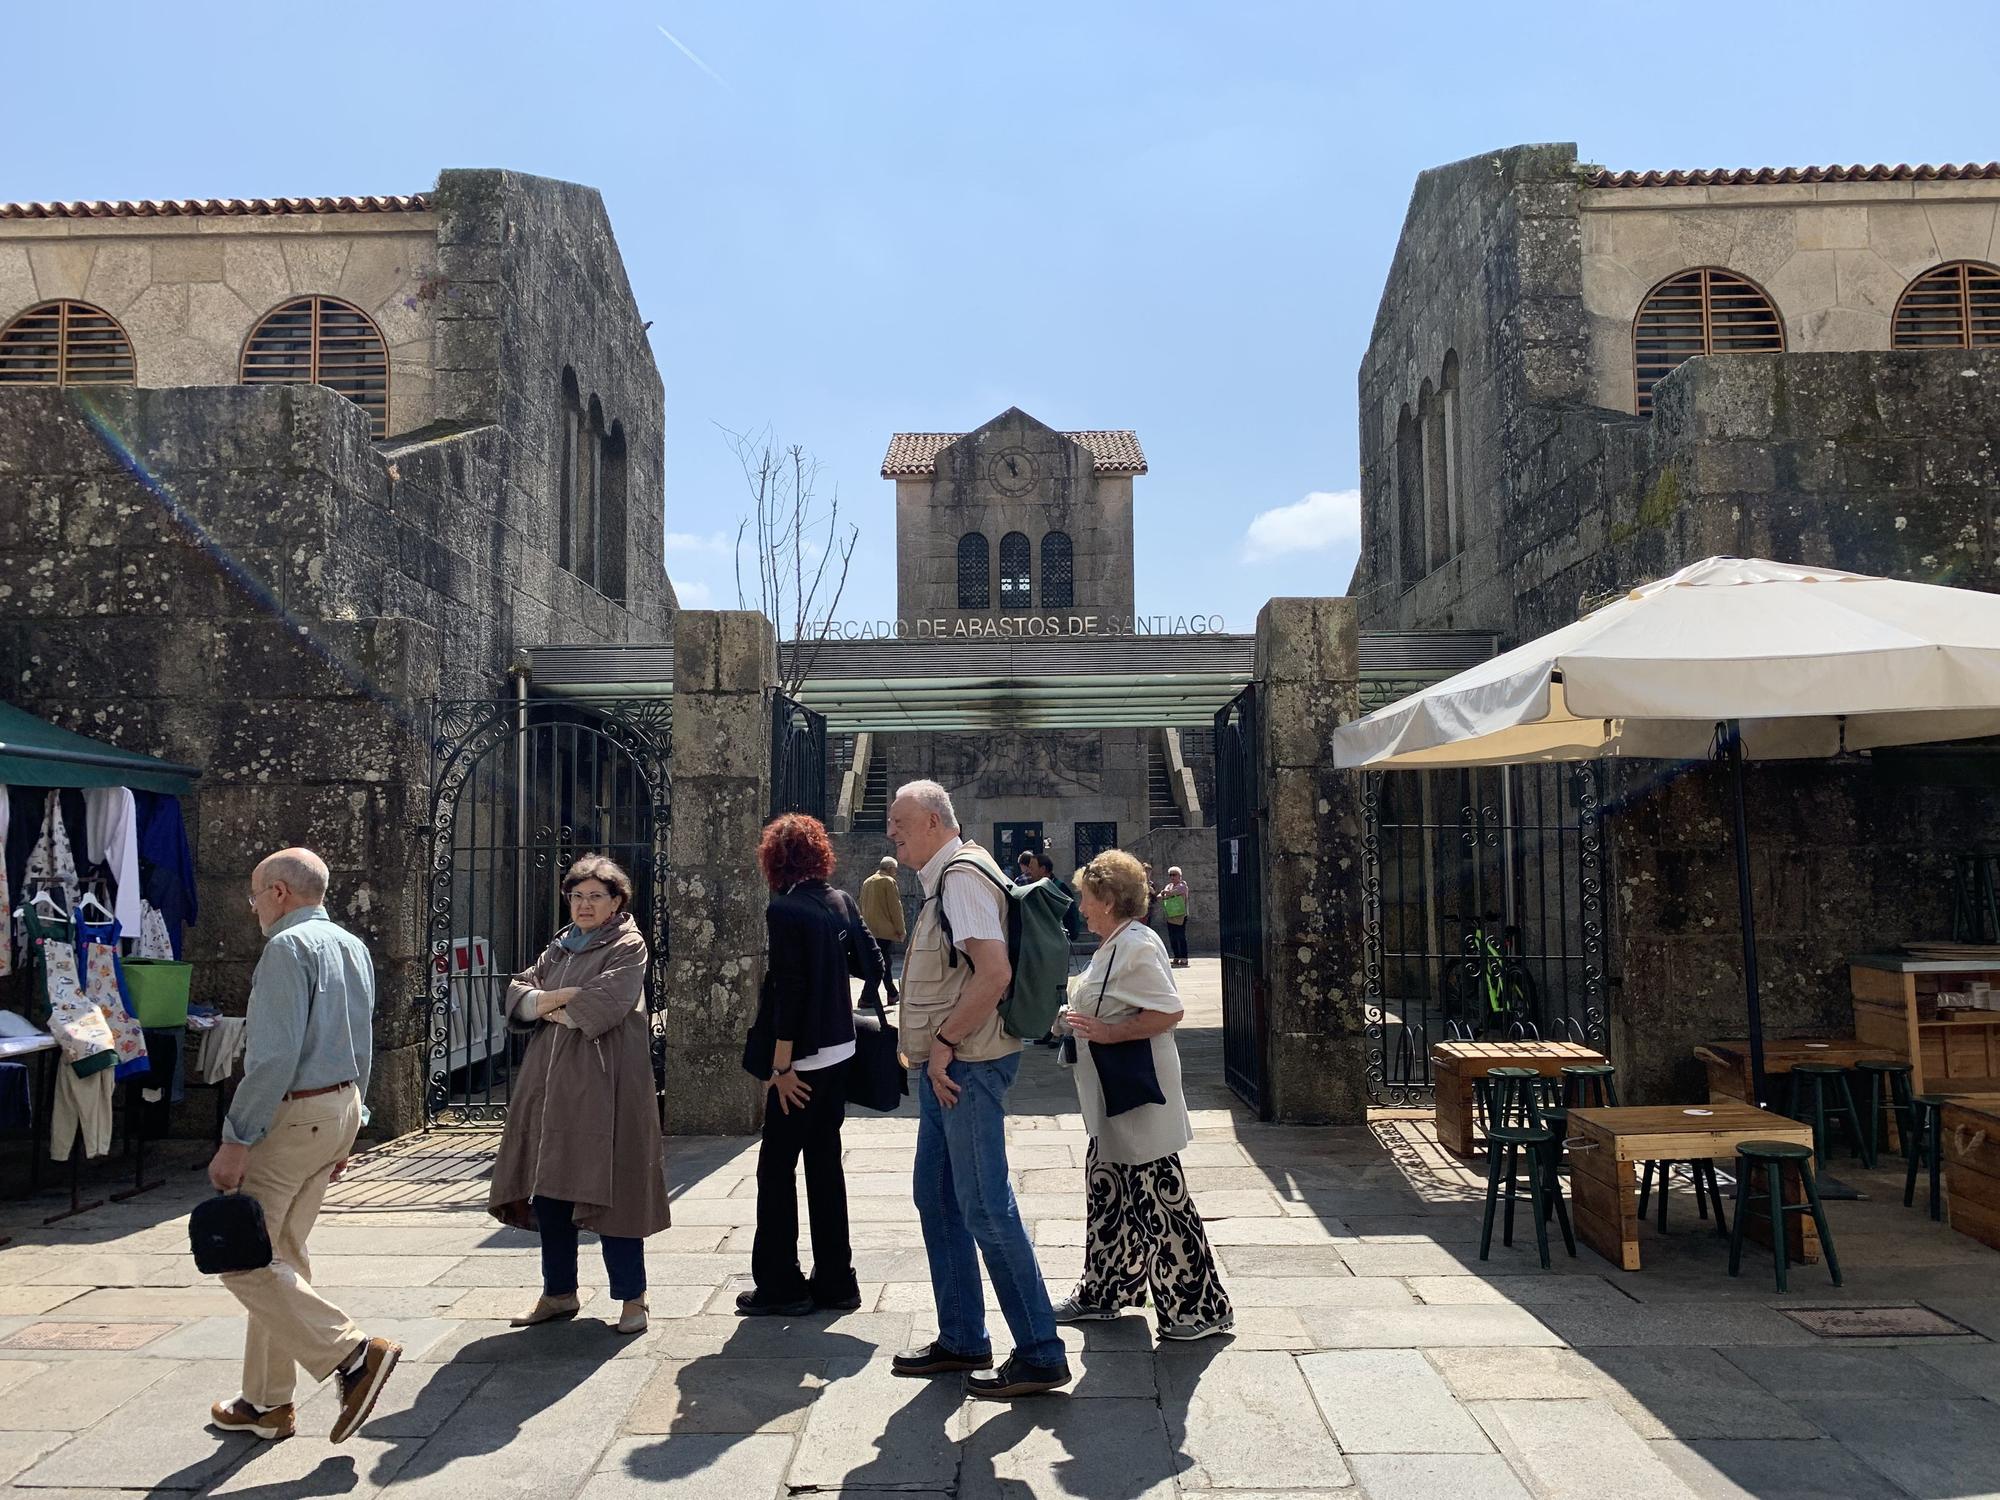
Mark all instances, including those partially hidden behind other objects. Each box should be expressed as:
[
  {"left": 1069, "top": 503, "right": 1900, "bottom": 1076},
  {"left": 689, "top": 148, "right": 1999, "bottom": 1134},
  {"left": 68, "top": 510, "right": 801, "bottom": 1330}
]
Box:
[{"left": 992, "top": 821, "right": 1045, "bottom": 870}]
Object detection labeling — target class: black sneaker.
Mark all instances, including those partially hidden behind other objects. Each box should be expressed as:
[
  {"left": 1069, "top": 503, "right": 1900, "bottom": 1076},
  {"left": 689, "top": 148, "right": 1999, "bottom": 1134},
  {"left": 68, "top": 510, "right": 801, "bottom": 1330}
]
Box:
[
  {"left": 734, "top": 1288, "right": 814, "bottom": 1317},
  {"left": 892, "top": 1340, "right": 994, "bottom": 1378},
  {"left": 811, "top": 1283, "right": 864, "bottom": 1312},
  {"left": 967, "top": 1354, "right": 1072, "bottom": 1399}
]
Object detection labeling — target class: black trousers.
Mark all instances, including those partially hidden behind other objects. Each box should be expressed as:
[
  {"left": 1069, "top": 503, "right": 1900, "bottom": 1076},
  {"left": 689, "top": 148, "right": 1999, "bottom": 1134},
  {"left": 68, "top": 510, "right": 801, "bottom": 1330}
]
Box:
[
  {"left": 876, "top": 940, "right": 899, "bottom": 1000},
  {"left": 1167, "top": 922, "right": 1189, "bottom": 963},
  {"left": 752, "top": 1058, "right": 855, "bottom": 1301}
]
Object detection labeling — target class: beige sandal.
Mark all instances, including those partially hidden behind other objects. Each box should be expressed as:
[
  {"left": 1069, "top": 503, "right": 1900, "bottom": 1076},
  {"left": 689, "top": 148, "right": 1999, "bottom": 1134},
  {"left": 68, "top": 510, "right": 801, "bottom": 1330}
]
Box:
[
  {"left": 615, "top": 1299, "right": 648, "bottom": 1336},
  {"left": 510, "top": 1293, "right": 580, "bottom": 1327}
]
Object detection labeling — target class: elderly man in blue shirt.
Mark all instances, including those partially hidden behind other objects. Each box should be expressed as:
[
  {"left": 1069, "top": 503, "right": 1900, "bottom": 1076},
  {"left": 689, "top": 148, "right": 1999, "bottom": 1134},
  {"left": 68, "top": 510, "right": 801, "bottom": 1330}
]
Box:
[{"left": 204, "top": 848, "right": 400, "bottom": 1445}]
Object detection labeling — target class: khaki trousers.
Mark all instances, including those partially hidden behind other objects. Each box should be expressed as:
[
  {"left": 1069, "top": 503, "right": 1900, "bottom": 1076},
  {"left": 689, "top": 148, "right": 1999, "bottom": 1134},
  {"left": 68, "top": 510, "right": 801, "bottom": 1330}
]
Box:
[{"left": 220, "top": 1088, "right": 364, "bottom": 1408}]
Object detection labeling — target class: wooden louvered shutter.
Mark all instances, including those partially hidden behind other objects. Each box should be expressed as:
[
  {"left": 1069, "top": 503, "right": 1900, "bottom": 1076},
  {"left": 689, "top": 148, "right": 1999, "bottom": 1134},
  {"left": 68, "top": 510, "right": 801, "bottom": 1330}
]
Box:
[
  {"left": 1633, "top": 268, "right": 1783, "bottom": 415},
  {"left": 241, "top": 295, "right": 389, "bottom": 436},
  {"left": 0, "top": 301, "right": 136, "bottom": 386}
]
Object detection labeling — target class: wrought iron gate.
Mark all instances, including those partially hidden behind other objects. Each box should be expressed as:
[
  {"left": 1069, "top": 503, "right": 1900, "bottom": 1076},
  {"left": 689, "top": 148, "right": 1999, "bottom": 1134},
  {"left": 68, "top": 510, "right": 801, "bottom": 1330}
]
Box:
[
  {"left": 423, "top": 696, "right": 672, "bottom": 1126},
  {"left": 1360, "top": 762, "right": 1605, "bottom": 1106},
  {"left": 1214, "top": 686, "right": 1268, "bottom": 1117},
  {"left": 770, "top": 692, "right": 828, "bottom": 821}
]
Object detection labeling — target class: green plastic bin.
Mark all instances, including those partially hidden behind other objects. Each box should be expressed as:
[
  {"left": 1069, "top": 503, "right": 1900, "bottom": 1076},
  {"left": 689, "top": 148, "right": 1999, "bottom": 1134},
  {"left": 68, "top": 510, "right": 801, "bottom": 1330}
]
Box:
[{"left": 123, "top": 960, "right": 192, "bottom": 1028}]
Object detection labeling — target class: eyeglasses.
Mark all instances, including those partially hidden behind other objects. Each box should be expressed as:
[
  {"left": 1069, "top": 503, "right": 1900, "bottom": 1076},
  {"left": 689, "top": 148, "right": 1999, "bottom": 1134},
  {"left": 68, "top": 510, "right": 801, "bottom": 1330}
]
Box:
[
  {"left": 566, "top": 889, "right": 613, "bottom": 904},
  {"left": 246, "top": 884, "right": 277, "bottom": 909}
]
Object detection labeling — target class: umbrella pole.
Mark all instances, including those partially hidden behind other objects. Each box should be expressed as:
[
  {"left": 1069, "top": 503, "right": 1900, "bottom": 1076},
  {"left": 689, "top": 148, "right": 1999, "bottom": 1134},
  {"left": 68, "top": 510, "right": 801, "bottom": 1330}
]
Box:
[{"left": 1724, "top": 720, "right": 1770, "bottom": 1107}]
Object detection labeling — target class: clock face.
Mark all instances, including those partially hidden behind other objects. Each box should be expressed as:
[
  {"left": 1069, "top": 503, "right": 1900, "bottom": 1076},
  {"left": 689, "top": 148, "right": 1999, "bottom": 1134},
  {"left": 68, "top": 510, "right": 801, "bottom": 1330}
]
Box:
[{"left": 989, "top": 447, "right": 1039, "bottom": 496}]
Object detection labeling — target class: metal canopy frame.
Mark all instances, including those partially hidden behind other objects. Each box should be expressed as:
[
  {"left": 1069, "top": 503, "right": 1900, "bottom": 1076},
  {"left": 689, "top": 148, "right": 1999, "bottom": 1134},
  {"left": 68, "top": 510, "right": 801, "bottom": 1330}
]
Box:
[{"left": 523, "top": 632, "right": 1498, "bottom": 734}]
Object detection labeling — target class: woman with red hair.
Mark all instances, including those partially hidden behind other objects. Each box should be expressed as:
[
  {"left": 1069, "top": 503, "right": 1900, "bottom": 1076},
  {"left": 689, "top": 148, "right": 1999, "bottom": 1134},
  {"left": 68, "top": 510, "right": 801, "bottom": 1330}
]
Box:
[{"left": 737, "top": 813, "right": 884, "bottom": 1315}]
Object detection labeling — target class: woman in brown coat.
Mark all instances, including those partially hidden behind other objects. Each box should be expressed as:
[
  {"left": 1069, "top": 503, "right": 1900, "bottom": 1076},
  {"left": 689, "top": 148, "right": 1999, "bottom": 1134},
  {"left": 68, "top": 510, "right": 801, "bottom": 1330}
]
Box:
[{"left": 488, "top": 855, "right": 670, "bottom": 1335}]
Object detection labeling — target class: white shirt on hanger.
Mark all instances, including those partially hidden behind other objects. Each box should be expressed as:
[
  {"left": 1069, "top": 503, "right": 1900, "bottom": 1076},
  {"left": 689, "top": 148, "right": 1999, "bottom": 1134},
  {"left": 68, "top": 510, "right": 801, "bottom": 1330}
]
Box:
[{"left": 83, "top": 787, "right": 141, "bottom": 934}]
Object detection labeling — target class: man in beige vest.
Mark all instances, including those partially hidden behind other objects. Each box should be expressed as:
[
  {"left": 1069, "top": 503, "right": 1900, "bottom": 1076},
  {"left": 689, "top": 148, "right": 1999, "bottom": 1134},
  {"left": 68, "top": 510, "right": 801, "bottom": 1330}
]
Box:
[{"left": 885, "top": 781, "right": 1069, "bottom": 1398}]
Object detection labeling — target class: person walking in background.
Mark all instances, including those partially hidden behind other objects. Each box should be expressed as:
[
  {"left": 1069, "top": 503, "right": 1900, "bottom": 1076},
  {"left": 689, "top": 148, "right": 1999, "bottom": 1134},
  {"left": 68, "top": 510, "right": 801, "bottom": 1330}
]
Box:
[
  {"left": 490, "top": 855, "right": 669, "bottom": 1337},
  {"left": 1055, "top": 849, "right": 1231, "bottom": 1341},
  {"left": 860, "top": 855, "right": 905, "bottom": 1003},
  {"left": 738, "top": 814, "right": 880, "bottom": 1316},
  {"left": 206, "top": 848, "right": 399, "bottom": 1444},
  {"left": 1142, "top": 864, "right": 1162, "bottom": 929},
  {"left": 886, "top": 780, "right": 1070, "bottom": 1398},
  {"left": 1018, "top": 845, "right": 1083, "bottom": 1047},
  {"left": 1161, "top": 866, "right": 1191, "bottom": 967}
]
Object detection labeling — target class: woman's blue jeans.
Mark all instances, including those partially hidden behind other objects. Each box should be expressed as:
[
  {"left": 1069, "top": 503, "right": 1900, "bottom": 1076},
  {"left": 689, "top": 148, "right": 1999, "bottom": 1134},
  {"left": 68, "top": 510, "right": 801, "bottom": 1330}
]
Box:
[{"left": 534, "top": 1194, "right": 647, "bottom": 1303}]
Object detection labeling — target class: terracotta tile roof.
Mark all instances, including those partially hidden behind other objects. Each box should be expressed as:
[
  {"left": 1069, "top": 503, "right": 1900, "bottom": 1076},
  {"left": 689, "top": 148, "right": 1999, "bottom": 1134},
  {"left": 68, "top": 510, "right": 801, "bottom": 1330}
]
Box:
[
  {"left": 1587, "top": 162, "right": 2000, "bottom": 188},
  {"left": 0, "top": 194, "right": 431, "bottom": 220},
  {"left": 881, "top": 429, "right": 1148, "bottom": 477}
]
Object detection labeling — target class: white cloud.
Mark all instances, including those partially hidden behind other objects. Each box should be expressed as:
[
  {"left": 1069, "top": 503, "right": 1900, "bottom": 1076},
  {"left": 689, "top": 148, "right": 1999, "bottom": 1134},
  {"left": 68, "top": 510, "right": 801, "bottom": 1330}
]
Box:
[
  {"left": 665, "top": 530, "right": 734, "bottom": 556},
  {"left": 1241, "top": 489, "right": 1360, "bottom": 563},
  {"left": 674, "top": 578, "right": 717, "bottom": 608}
]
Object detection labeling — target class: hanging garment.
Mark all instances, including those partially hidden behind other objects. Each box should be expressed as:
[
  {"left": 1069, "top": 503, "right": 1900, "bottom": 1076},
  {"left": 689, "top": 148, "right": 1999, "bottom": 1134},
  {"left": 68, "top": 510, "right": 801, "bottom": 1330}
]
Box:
[
  {"left": 51, "top": 1065, "right": 114, "bottom": 1160},
  {"left": 0, "top": 790, "right": 9, "bottom": 980},
  {"left": 39, "top": 938, "right": 115, "bottom": 1066},
  {"left": 137, "top": 902, "right": 175, "bottom": 960},
  {"left": 23, "top": 794, "right": 79, "bottom": 918},
  {"left": 83, "top": 788, "right": 142, "bottom": 935},
  {"left": 136, "top": 1027, "right": 179, "bottom": 1139},
  {"left": 134, "top": 794, "right": 197, "bottom": 960},
  {"left": 195, "top": 1016, "right": 249, "bottom": 1084},
  {"left": 76, "top": 919, "right": 147, "bottom": 1081},
  {"left": 0, "top": 1061, "right": 31, "bottom": 1131}
]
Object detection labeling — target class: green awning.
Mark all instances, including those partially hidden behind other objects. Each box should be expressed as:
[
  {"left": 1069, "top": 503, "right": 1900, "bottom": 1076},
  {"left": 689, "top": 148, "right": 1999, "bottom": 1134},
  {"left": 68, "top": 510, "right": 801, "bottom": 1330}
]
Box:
[{"left": 0, "top": 703, "right": 199, "bottom": 796}]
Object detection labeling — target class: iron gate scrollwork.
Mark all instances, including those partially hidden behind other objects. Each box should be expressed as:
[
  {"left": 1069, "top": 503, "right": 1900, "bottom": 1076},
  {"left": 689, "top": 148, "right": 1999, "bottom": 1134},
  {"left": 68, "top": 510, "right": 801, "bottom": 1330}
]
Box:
[
  {"left": 1214, "top": 686, "right": 1268, "bottom": 1118},
  {"left": 1361, "top": 761, "right": 1604, "bottom": 1106},
  {"left": 770, "top": 692, "right": 828, "bottom": 821},
  {"left": 423, "top": 696, "right": 672, "bottom": 1126}
]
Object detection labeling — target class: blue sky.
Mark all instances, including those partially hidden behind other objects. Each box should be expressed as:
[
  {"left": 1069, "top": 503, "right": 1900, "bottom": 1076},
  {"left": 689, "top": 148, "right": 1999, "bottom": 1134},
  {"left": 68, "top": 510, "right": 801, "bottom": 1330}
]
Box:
[{"left": 6, "top": 1, "right": 1994, "bottom": 631}]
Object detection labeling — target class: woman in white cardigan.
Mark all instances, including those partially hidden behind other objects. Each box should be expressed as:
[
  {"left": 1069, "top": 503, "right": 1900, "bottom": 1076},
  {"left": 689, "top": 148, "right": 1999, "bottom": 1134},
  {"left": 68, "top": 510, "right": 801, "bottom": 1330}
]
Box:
[{"left": 1054, "top": 849, "right": 1232, "bottom": 1342}]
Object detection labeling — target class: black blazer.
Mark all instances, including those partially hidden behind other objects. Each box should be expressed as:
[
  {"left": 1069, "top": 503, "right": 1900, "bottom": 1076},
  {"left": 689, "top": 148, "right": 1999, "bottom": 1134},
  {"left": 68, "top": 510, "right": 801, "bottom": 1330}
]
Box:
[{"left": 743, "top": 880, "right": 884, "bottom": 1077}]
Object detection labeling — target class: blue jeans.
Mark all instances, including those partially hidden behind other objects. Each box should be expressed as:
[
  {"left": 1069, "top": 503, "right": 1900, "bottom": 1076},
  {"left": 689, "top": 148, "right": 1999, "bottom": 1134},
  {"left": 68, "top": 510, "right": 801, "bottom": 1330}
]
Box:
[
  {"left": 912, "top": 1053, "right": 1063, "bottom": 1366},
  {"left": 533, "top": 1195, "right": 647, "bottom": 1303}
]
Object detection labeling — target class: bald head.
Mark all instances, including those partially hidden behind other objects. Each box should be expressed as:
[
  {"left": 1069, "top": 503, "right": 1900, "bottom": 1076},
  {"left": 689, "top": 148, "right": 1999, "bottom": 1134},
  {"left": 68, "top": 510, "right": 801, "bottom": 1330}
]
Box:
[
  {"left": 877, "top": 856, "right": 898, "bottom": 874},
  {"left": 252, "top": 848, "right": 329, "bottom": 930}
]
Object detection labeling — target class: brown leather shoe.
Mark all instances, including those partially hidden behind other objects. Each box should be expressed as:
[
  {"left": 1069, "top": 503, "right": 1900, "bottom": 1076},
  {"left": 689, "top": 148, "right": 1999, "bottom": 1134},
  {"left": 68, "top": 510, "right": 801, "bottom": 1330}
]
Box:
[
  {"left": 329, "top": 1337, "right": 401, "bottom": 1443},
  {"left": 209, "top": 1397, "right": 296, "bottom": 1441}
]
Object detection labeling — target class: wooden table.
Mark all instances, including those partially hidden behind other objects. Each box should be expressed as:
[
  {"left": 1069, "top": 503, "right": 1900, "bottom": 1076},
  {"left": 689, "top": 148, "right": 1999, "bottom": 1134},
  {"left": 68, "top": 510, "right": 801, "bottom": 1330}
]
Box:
[
  {"left": 1431, "top": 1040, "right": 1608, "bottom": 1157},
  {"left": 1567, "top": 1103, "right": 1818, "bottom": 1272},
  {"left": 1852, "top": 955, "right": 2000, "bottom": 1097},
  {"left": 1696, "top": 1038, "right": 1896, "bottom": 1107},
  {"left": 1941, "top": 1095, "right": 2000, "bottom": 1253}
]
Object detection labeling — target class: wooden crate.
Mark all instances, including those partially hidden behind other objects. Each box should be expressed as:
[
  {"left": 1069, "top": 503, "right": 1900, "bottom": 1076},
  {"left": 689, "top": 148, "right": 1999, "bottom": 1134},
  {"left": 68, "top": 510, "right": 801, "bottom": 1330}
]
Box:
[{"left": 1942, "top": 1099, "right": 2000, "bottom": 1253}]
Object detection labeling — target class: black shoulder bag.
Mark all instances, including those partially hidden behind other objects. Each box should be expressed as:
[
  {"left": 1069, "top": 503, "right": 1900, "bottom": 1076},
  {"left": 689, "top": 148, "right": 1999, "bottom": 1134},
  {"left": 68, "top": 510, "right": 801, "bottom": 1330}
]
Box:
[
  {"left": 837, "top": 890, "right": 906, "bottom": 1112},
  {"left": 1083, "top": 939, "right": 1166, "bottom": 1117}
]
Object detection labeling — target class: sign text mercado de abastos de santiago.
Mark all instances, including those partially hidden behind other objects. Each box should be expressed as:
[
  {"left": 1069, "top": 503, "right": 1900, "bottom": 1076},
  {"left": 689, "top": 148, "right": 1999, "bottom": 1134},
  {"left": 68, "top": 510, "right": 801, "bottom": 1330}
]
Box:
[{"left": 805, "top": 613, "right": 1232, "bottom": 641}]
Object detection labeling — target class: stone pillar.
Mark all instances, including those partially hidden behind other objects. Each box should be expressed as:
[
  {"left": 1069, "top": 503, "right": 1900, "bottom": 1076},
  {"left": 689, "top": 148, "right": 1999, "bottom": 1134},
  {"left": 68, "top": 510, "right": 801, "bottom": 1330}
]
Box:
[
  {"left": 665, "top": 610, "right": 778, "bottom": 1134},
  {"left": 1254, "top": 597, "right": 1370, "bottom": 1124}
]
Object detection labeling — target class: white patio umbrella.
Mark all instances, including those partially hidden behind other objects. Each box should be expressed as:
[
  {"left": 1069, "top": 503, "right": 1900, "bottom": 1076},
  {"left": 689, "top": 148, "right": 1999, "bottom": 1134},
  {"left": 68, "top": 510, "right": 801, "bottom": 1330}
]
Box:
[{"left": 1333, "top": 556, "right": 2000, "bottom": 1104}]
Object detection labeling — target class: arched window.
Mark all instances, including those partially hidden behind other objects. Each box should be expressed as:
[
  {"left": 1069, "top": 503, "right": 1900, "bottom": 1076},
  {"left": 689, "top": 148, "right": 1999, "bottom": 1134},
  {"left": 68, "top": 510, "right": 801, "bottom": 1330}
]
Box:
[
  {"left": 600, "top": 420, "right": 629, "bottom": 604},
  {"left": 1632, "top": 267, "right": 1783, "bottom": 416},
  {"left": 240, "top": 295, "right": 390, "bottom": 436},
  {"left": 999, "top": 531, "right": 1031, "bottom": 611},
  {"left": 558, "top": 368, "right": 581, "bottom": 574},
  {"left": 1420, "top": 378, "right": 1450, "bottom": 574},
  {"left": 1395, "top": 405, "right": 1424, "bottom": 585},
  {"left": 0, "top": 300, "right": 135, "bottom": 387},
  {"left": 957, "top": 532, "right": 990, "bottom": 609},
  {"left": 1040, "top": 531, "right": 1074, "bottom": 609},
  {"left": 1893, "top": 261, "right": 2000, "bottom": 349},
  {"left": 576, "top": 395, "right": 605, "bottom": 590},
  {"left": 1439, "top": 351, "right": 1461, "bottom": 559}
]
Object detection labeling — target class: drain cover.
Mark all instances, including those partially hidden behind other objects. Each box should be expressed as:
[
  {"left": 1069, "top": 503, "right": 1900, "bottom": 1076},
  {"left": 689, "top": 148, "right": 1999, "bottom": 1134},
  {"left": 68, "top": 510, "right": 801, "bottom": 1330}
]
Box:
[{"left": 1784, "top": 1306, "right": 1972, "bottom": 1339}]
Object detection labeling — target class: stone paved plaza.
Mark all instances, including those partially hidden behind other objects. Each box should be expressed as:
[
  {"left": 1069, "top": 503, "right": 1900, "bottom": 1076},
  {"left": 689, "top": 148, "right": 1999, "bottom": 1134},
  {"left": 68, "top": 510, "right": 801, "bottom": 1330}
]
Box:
[{"left": 0, "top": 962, "right": 1995, "bottom": 1497}]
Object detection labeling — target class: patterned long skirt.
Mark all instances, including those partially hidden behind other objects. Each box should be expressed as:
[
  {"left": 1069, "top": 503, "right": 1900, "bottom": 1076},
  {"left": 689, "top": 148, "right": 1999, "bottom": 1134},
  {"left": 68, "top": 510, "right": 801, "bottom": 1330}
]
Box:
[{"left": 1075, "top": 1141, "right": 1232, "bottom": 1331}]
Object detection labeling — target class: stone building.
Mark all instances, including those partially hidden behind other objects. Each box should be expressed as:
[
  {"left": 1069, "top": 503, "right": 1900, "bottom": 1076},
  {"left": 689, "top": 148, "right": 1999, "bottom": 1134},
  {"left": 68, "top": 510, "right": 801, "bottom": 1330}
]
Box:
[
  {"left": 1351, "top": 143, "right": 2000, "bottom": 1101},
  {"left": 0, "top": 170, "right": 674, "bottom": 1135},
  {"left": 825, "top": 407, "right": 1219, "bottom": 949}
]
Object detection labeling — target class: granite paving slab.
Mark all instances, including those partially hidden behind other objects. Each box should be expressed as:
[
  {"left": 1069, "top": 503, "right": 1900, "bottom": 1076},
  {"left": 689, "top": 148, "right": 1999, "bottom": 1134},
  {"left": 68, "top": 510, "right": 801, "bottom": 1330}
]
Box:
[
  {"left": 1300, "top": 1304, "right": 1560, "bottom": 1349},
  {"left": 1214, "top": 1246, "right": 1355, "bottom": 1277},
  {"left": 1300, "top": 1349, "right": 1492, "bottom": 1454},
  {"left": 1908, "top": 1340, "right": 2000, "bottom": 1399},
  {"left": 786, "top": 1355, "right": 964, "bottom": 1491},
  {"left": 0, "top": 1356, "right": 169, "bottom": 1429},
  {"left": 1471, "top": 1398, "right": 1703, "bottom": 1500},
  {"left": 1784, "top": 1397, "right": 2000, "bottom": 1497},
  {"left": 960, "top": 1394, "right": 1181, "bottom": 1500},
  {"left": 581, "top": 1434, "right": 797, "bottom": 1500},
  {"left": 0, "top": 1434, "right": 64, "bottom": 1487},
  {"left": 296, "top": 1359, "right": 493, "bottom": 1437},
  {"left": 1653, "top": 1437, "right": 1924, "bottom": 1500},
  {"left": 624, "top": 1356, "right": 826, "bottom": 1434},
  {"left": 1159, "top": 1348, "right": 1348, "bottom": 1490},
  {"left": 1344, "top": 1453, "right": 1530, "bottom": 1500},
  {"left": 202, "top": 1430, "right": 421, "bottom": 1499},
  {"left": 15, "top": 1359, "right": 252, "bottom": 1491},
  {"left": 1531, "top": 1300, "right": 1819, "bottom": 1347},
  {"left": 1225, "top": 1275, "right": 1413, "bottom": 1308},
  {"left": 1721, "top": 1344, "right": 1964, "bottom": 1400}
]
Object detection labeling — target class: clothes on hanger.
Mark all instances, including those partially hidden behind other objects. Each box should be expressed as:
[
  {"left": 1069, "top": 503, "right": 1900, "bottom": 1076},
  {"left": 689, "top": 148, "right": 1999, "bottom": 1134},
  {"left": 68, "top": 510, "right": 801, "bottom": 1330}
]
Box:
[
  {"left": 23, "top": 793, "right": 79, "bottom": 923},
  {"left": 195, "top": 1015, "right": 249, "bottom": 1084},
  {"left": 0, "top": 786, "right": 10, "bottom": 979},
  {"left": 38, "top": 936, "right": 115, "bottom": 1069},
  {"left": 83, "top": 788, "right": 141, "bottom": 934},
  {"left": 51, "top": 1065, "right": 113, "bottom": 1160},
  {"left": 137, "top": 902, "right": 174, "bottom": 960},
  {"left": 133, "top": 794, "right": 197, "bottom": 960},
  {"left": 74, "top": 911, "right": 146, "bottom": 1080}
]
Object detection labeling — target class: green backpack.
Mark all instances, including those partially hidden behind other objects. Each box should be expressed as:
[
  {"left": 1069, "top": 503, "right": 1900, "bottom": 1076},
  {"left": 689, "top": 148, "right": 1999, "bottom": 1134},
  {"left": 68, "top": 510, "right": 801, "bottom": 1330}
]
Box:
[{"left": 932, "top": 846, "right": 1076, "bottom": 1041}]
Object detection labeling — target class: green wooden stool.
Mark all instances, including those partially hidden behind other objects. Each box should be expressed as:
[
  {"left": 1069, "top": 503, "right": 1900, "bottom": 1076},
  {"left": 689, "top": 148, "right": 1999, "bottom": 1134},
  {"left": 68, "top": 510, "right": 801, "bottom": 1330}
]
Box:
[
  {"left": 1854, "top": 1059, "right": 1915, "bottom": 1166},
  {"left": 1786, "top": 1062, "right": 1873, "bottom": 1168},
  {"left": 1728, "top": 1140, "right": 1842, "bottom": 1293},
  {"left": 1483, "top": 1067, "right": 1545, "bottom": 1131},
  {"left": 1903, "top": 1094, "right": 1952, "bottom": 1221},
  {"left": 1478, "top": 1124, "right": 1575, "bottom": 1270},
  {"left": 1561, "top": 1063, "right": 1619, "bottom": 1109},
  {"left": 1637, "top": 1159, "right": 1730, "bottom": 1236}
]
